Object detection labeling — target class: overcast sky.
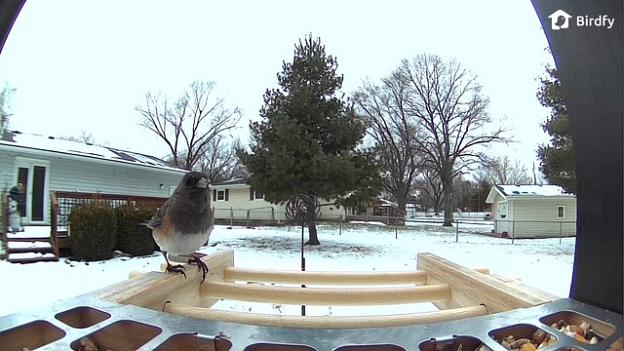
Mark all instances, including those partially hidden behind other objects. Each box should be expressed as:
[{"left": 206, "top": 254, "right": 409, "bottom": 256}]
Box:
[{"left": 0, "top": 0, "right": 554, "bottom": 174}]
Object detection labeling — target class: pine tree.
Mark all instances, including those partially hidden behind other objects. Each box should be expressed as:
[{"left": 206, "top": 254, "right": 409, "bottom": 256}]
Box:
[
  {"left": 537, "top": 67, "right": 576, "bottom": 193},
  {"left": 239, "top": 34, "right": 378, "bottom": 245}
]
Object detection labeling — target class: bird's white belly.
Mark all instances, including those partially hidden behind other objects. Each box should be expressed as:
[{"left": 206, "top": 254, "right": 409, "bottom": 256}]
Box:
[{"left": 157, "top": 230, "right": 211, "bottom": 256}]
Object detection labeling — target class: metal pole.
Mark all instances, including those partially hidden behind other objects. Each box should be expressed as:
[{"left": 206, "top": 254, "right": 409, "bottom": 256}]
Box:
[
  {"left": 301, "top": 222, "right": 305, "bottom": 315},
  {"left": 339, "top": 215, "right": 342, "bottom": 236},
  {"left": 230, "top": 207, "right": 233, "bottom": 228},
  {"left": 455, "top": 218, "right": 459, "bottom": 243},
  {"left": 511, "top": 220, "right": 515, "bottom": 245},
  {"left": 395, "top": 217, "right": 398, "bottom": 239},
  {"left": 559, "top": 221, "right": 563, "bottom": 244}
]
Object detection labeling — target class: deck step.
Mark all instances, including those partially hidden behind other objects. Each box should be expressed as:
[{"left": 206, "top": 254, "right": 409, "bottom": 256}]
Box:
[
  {"left": 8, "top": 252, "right": 58, "bottom": 264},
  {"left": 5, "top": 236, "right": 52, "bottom": 242},
  {"left": 7, "top": 246, "right": 54, "bottom": 254}
]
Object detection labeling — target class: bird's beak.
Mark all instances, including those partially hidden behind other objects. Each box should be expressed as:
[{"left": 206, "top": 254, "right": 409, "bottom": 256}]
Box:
[{"left": 197, "top": 178, "right": 208, "bottom": 189}]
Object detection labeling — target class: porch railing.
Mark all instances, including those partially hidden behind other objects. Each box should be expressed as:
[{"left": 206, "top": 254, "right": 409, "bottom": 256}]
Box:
[
  {"left": 50, "top": 191, "right": 168, "bottom": 252},
  {"left": 0, "top": 192, "right": 7, "bottom": 259}
]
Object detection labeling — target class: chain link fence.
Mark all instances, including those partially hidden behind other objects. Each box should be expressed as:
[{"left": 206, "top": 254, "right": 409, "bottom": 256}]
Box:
[
  {"left": 213, "top": 207, "right": 281, "bottom": 227},
  {"left": 493, "top": 219, "right": 576, "bottom": 242}
]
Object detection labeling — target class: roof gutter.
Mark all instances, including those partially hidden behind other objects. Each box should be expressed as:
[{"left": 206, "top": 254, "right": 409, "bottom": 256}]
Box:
[
  {"left": 209, "top": 184, "right": 249, "bottom": 190},
  {"left": 506, "top": 195, "right": 576, "bottom": 200}
]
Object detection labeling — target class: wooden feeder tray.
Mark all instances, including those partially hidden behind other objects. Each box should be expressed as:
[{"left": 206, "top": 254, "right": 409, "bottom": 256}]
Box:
[{"left": 0, "top": 251, "right": 621, "bottom": 351}]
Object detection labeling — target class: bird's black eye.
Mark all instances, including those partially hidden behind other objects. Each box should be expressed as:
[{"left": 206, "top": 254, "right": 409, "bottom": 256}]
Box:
[{"left": 185, "top": 177, "right": 195, "bottom": 187}]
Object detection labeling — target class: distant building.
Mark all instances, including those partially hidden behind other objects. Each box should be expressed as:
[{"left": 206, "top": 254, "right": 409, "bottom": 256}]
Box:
[
  {"left": 365, "top": 198, "right": 403, "bottom": 218},
  {"left": 209, "top": 178, "right": 343, "bottom": 224},
  {"left": 0, "top": 131, "right": 185, "bottom": 225},
  {"left": 485, "top": 184, "right": 576, "bottom": 238}
]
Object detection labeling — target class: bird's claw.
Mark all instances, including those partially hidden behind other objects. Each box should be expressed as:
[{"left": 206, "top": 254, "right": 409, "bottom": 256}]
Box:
[
  {"left": 188, "top": 254, "right": 210, "bottom": 283},
  {"left": 165, "top": 263, "right": 186, "bottom": 279}
]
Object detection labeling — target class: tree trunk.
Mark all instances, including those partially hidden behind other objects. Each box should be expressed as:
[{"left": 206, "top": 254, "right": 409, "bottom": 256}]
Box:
[
  {"left": 305, "top": 221, "right": 321, "bottom": 245},
  {"left": 433, "top": 197, "right": 441, "bottom": 216},
  {"left": 442, "top": 177, "right": 454, "bottom": 226},
  {"left": 397, "top": 198, "right": 406, "bottom": 215}
]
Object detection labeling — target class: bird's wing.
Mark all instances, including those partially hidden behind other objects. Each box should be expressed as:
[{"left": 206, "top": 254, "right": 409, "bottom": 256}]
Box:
[{"left": 147, "top": 198, "right": 171, "bottom": 229}]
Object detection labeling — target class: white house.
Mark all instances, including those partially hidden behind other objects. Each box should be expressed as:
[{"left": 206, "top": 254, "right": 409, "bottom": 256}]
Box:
[
  {"left": 0, "top": 131, "right": 186, "bottom": 225},
  {"left": 209, "top": 178, "right": 343, "bottom": 223},
  {"left": 485, "top": 184, "right": 576, "bottom": 238}
]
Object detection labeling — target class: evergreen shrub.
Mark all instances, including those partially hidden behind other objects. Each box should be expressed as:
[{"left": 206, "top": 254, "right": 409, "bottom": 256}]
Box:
[
  {"left": 116, "top": 203, "right": 158, "bottom": 256},
  {"left": 69, "top": 202, "right": 117, "bottom": 261}
]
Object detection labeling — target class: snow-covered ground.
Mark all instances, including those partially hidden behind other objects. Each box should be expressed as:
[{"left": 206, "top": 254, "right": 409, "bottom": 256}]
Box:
[{"left": 0, "top": 223, "right": 575, "bottom": 318}]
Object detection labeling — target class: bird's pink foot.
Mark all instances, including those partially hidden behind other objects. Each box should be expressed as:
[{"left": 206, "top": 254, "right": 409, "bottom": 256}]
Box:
[
  {"left": 165, "top": 263, "right": 186, "bottom": 279},
  {"left": 188, "top": 253, "right": 209, "bottom": 282}
]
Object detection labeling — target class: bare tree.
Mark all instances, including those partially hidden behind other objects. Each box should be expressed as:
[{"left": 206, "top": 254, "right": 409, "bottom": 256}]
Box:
[
  {"left": 399, "top": 54, "right": 507, "bottom": 225},
  {"left": 199, "top": 134, "right": 246, "bottom": 183},
  {"left": 61, "top": 130, "right": 95, "bottom": 144},
  {"left": 478, "top": 156, "right": 532, "bottom": 185},
  {"left": 354, "top": 75, "right": 422, "bottom": 212},
  {"left": 414, "top": 167, "right": 444, "bottom": 215},
  {"left": 0, "top": 84, "right": 16, "bottom": 138},
  {"left": 136, "top": 81, "right": 241, "bottom": 170}
]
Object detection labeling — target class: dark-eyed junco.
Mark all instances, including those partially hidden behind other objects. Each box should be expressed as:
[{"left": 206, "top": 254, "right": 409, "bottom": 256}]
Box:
[{"left": 148, "top": 171, "right": 213, "bottom": 282}]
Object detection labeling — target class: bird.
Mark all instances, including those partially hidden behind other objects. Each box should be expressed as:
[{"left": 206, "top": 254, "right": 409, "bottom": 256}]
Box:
[
  {"left": 555, "top": 15, "right": 567, "bottom": 28},
  {"left": 147, "top": 171, "right": 213, "bottom": 282}
]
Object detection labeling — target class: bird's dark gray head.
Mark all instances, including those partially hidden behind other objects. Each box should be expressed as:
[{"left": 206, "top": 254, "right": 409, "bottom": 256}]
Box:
[{"left": 181, "top": 172, "right": 209, "bottom": 191}]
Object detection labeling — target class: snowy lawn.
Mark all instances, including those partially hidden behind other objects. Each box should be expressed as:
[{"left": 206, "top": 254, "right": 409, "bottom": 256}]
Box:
[{"left": 0, "top": 223, "right": 575, "bottom": 318}]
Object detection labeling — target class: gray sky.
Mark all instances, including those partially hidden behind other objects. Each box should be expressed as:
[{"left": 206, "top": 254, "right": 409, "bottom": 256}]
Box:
[{"left": 0, "top": 0, "right": 554, "bottom": 174}]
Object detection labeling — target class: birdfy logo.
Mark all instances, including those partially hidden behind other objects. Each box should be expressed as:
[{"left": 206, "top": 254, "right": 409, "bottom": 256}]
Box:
[
  {"left": 548, "top": 10, "right": 572, "bottom": 30},
  {"left": 548, "top": 9, "right": 616, "bottom": 30}
]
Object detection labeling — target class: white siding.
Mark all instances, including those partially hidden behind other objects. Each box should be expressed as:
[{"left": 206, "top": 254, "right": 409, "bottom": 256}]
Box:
[
  {"left": 48, "top": 157, "right": 183, "bottom": 197},
  {"left": 497, "top": 197, "right": 576, "bottom": 238},
  {"left": 211, "top": 186, "right": 342, "bottom": 221},
  {"left": 492, "top": 194, "right": 577, "bottom": 238},
  {"left": 0, "top": 149, "right": 184, "bottom": 224},
  {"left": 509, "top": 198, "right": 577, "bottom": 238},
  {"left": 491, "top": 194, "right": 511, "bottom": 234},
  {"left": 212, "top": 187, "right": 282, "bottom": 221},
  {"left": 0, "top": 151, "right": 16, "bottom": 190}
]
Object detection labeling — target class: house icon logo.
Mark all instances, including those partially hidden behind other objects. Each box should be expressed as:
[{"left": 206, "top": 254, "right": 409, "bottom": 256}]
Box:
[{"left": 548, "top": 10, "right": 573, "bottom": 30}]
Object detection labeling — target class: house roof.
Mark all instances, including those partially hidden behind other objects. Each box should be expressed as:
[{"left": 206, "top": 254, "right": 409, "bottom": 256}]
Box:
[
  {"left": 209, "top": 177, "right": 250, "bottom": 189},
  {"left": 211, "top": 178, "right": 247, "bottom": 186},
  {"left": 486, "top": 184, "right": 574, "bottom": 203},
  {"left": 0, "top": 131, "right": 186, "bottom": 174},
  {"left": 374, "top": 198, "right": 398, "bottom": 207}
]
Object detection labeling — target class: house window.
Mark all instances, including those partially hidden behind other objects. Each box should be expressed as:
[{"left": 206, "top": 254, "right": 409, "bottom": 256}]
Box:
[
  {"left": 373, "top": 207, "right": 388, "bottom": 216},
  {"left": 557, "top": 206, "right": 565, "bottom": 218},
  {"left": 249, "top": 188, "right": 264, "bottom": 200},
  {"left": 214, "top": 189, "right": 229, "bottom": 201}
]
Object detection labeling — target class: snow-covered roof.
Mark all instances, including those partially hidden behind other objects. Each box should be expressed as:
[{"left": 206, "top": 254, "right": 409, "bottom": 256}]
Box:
[
  {"left": 209, "top": 178, "right": 251, "bottom": 190},
  {"left": 486, "top": 184, "right": 574, "bottom": 203},
  {"left": 375, "top": 198, "right": 398, "bottom": 207},
  {"left": 211, "top": 178, "right": 247, "bottom": 186},
  {"left": 0, "top": 131, "right": 186, "bottom": 174}
]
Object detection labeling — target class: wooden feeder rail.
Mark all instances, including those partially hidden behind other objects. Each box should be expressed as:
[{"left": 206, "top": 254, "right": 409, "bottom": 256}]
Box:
[
  {"left": 200, "top": 281, "right": 450, "bottom": 306},
  {"left": 93, "top": 250, "right": 556, "bottom": 329},
  {"left": 223, "top": 267, "right": 428, "bottom": 285},
  {"left": 162, "top": 303, "right": 488, "bottom": 329}
]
